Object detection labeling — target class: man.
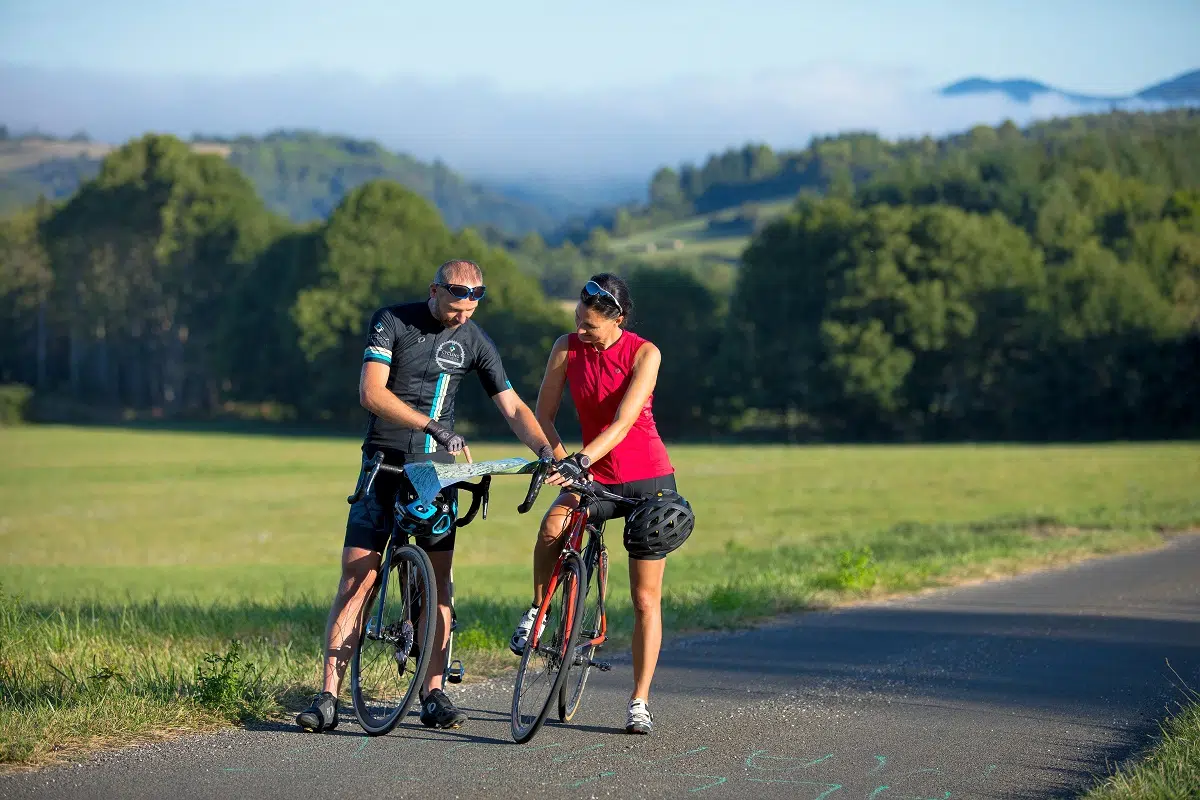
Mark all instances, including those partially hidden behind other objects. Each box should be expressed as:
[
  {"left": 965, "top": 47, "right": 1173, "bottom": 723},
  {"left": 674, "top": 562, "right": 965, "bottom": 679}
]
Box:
[{"left": 297, "top": 259, "right": 554, "bottom": 732}]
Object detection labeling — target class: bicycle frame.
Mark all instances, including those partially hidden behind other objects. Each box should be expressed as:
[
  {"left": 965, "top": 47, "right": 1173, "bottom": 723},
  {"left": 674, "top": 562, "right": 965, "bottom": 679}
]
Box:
[{"left": 348, "top": 451, "right": 493, "bottom": 685}]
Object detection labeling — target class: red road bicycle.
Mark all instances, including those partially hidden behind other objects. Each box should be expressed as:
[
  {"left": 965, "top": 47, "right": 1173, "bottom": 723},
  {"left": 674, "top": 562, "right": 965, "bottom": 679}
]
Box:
[{"left": 509, "top": 458, "right": 637, "bottom": 743}]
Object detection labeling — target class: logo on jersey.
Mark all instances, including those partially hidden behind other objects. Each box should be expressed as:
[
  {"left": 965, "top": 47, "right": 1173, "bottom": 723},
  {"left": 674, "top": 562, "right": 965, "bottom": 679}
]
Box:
[{"left": 435, "top": 341, "right": 467, "bottom": 371}]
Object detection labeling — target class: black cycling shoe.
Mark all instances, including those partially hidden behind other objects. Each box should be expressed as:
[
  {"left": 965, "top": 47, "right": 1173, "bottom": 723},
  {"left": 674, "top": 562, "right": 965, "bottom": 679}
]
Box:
[
  {"left": 295, "top": 691, "right": 339, "bottom": 733},
  {"left": 419, "top": 688, "right": 468, "bottom": 729}
]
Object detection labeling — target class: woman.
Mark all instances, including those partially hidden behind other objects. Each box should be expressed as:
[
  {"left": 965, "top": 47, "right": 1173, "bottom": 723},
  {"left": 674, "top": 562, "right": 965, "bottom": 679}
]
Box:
[{"left": 509, "top": 272, "right": 683, "bottom": 735}]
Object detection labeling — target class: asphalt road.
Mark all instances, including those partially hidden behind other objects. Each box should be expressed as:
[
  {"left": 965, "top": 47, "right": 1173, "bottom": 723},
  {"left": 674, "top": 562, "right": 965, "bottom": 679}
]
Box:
[{"left": 5, "top": 535, "right": 1199, "bottom": 800}]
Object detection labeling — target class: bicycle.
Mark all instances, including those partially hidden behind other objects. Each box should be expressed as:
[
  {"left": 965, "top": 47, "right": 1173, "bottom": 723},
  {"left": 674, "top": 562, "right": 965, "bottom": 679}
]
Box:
[
  {"left": 344, "top": 451, "right": 493, "bottom": 736},
  {"left": 509, "top": 458, "right": 638, "bottom": 743}
]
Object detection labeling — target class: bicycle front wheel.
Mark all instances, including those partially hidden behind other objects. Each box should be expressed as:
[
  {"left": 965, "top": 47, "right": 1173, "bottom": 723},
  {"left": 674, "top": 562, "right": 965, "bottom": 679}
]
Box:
[
  {"left": 350, "top": 544, "right": 437, "bottom": 736},
  {"left": 511, "top": 552, "right": 586, "bottom": 743},
  {"left": 559, "top": 539, "right": 607, "bottom": 722}
]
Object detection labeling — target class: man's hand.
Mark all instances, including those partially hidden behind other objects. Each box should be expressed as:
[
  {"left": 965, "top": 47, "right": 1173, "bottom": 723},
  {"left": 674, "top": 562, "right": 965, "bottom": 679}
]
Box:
[
  {"left": 547, "top": 452, "right": 590, "bottom": 487},
  {"left": 424, "top": 420, "right": 472, "bottom": 462}
]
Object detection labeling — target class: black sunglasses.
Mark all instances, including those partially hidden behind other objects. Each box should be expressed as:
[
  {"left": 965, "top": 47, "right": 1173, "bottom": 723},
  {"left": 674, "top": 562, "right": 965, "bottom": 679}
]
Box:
[{"left": 437, "top": 282, "right": 486, "bottom": 301}]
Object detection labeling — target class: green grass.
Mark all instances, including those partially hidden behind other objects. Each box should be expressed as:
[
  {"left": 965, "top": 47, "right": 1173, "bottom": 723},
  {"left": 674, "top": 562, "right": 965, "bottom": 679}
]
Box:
[
  {"left": 1080, "top": 688, "right": 1200, "bottom": 799},
  {"left": 1, "top": 425, "right": 1198, "bottom": 768},
  {"left": 608, "top": 199, "right": 794, "bottom": 263}
]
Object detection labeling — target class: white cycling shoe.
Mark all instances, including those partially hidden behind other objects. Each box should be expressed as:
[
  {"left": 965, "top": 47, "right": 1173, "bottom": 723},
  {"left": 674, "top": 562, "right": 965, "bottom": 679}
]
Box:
[
  {"left": 626, "top": 698, "right": 653, "bottom": 734},
  {"left": 509, "top": 604, "right": 546, "bottom": 655}
]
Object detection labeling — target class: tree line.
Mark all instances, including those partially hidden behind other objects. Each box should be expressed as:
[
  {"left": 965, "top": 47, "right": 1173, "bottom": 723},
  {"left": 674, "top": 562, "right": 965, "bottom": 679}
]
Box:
[{"left": 2, "top": 110, "right": 1198, "bottom": 442}]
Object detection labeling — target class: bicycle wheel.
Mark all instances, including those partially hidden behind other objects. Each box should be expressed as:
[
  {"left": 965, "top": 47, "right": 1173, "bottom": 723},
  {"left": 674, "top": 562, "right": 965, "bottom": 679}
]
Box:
[
  {"left": 559, "top": 536, "right": 607, "bottom": 722},
  {"left": 350, "top": 544, "right": 437, "bottom": 736},
  {"left": 511, "top": 551, "right": 586, "bottom": 743}
]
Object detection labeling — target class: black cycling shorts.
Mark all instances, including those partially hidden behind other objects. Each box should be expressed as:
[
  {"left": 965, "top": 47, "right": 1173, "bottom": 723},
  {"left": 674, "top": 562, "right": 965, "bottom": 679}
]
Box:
[
  {"left": 344, "top": 449, "right": 458, "bottom": 554},
  {"left": 567, "top": 473, "right": 677, "bottom": 561}
]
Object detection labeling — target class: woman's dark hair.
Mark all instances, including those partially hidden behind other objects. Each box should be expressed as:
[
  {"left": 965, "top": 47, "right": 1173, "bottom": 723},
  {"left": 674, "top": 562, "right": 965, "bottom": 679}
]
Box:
[{"left": 580, "top": 272, "right": 634, "bottom": 328}]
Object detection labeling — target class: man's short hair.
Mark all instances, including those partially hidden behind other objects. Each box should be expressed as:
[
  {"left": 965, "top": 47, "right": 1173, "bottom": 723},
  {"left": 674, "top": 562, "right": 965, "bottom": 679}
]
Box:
[{"left": 434, "top": 259, "right": 483, "bottom": 286}]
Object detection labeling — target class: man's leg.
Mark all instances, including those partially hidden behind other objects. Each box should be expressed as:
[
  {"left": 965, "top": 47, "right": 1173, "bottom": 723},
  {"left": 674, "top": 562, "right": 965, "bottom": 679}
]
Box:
[
  {"left": 298, "top": 545, "right": 381, "bottom": 732},
  {"left": 322, "top": 546, "right": 383, "bottom": 694},
  {"left": 418, "top": 546, "right": 469, "bottom": 728},
  {"left": 423, "top": 548, "right": 454, "bottom": 696}
]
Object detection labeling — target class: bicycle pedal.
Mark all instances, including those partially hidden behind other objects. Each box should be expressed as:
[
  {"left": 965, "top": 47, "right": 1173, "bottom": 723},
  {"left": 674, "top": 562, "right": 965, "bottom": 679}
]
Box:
[
  {"left": 446, "top": 660, "right": 465, "bottom": 683},
  {"left": 589, "top": 659, "right": 612, "bottom": 672}
]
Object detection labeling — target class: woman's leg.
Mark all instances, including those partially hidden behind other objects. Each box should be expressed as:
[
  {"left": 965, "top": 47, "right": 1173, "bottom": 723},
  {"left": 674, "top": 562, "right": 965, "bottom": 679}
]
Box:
[
  {"left": 629, "top": 555, "right": 667, "bottom": 702},
  {"left": 533, "top": 492, "right": 580, "bottom": 605}
]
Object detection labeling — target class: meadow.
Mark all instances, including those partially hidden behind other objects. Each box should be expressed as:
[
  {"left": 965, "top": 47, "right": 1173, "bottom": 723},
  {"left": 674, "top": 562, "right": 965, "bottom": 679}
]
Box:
[{"left": 2, "top": 425, "right": 1199, "bottom": 769}]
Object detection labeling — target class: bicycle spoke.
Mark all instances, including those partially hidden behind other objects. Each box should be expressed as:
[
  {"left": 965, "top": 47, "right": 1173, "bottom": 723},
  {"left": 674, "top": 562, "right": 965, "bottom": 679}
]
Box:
[{"left": 511, "top": 552, "right": 585, "bottom": 743}]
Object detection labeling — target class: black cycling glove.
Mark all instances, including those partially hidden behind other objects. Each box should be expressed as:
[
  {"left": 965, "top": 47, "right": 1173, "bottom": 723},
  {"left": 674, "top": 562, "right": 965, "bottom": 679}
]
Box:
[
  {"left": 553, "top": 452, "right": 591, "bottom": 483},
  {"left": 424, "top": 419, "right": 467, "bottom": 454}
]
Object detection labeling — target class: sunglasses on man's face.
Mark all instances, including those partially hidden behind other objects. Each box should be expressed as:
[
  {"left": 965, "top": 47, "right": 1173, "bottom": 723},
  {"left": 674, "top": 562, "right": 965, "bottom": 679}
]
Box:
[{"left": 438, "top": 282, "right": 486, "bottom": 301}]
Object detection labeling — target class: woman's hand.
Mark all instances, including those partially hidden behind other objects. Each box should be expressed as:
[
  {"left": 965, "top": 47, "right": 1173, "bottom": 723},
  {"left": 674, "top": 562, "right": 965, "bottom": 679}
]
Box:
[{"left": 546, "top": 452, "right": 591, "bottom": 487}]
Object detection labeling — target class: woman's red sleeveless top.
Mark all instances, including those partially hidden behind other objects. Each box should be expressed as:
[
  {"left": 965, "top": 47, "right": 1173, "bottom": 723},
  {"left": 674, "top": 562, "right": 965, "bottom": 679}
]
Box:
[{"left": 565, "top": 330, "right": 673, "bottom": 484}]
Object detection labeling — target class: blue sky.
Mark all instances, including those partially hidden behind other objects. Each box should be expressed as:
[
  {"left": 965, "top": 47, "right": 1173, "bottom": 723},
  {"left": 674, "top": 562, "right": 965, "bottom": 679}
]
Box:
[
  {"left": 1, "top": 1, "right": 1197, "bottom": 191},
  {"left": 3, "top": 0, "right": 1196, "bottom": 93}
]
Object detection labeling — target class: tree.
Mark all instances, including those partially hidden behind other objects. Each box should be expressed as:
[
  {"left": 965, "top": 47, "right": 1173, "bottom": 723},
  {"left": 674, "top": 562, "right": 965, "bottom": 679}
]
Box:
[{"left": 40, "top": 133, "right": 280, "bottom": 413}]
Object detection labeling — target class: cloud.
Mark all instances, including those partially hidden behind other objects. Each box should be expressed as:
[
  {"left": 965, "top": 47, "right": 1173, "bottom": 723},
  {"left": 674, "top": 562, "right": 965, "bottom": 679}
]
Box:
[{"left": 0, "top": 62, "right": 1188, "bottom": 191}]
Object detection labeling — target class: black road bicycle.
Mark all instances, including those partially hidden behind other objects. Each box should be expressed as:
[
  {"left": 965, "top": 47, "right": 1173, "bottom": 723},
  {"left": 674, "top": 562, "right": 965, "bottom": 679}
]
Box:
[{"left": 344, "top": 451, "right": 492, "bottom": 736}]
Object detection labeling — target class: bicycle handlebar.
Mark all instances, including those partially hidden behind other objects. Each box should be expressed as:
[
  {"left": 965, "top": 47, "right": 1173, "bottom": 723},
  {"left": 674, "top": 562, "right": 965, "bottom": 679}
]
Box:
[
  {"left": 516, "top": 459, "right": 640, "bottom": 513},
  {"left": 517, "top": 460, "right": 549, "bottom": 514},
  {"left": 346, "top": 452, "right": 491, "bottom": 526}
]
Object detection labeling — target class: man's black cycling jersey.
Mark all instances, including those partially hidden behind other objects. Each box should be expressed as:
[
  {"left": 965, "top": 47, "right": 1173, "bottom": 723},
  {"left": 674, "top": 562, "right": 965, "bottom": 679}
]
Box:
[{"left": 362, "top": 301, "right": 511, "bottom": 454}]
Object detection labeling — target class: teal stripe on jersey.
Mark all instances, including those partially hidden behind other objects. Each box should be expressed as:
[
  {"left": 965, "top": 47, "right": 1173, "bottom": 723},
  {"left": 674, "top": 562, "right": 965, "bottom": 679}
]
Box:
[
  {"left": 424, "top": 373, "right": 450, "bottom": 453},
  {"left": 363, "top": 346, "right": 392, "bottom": 364}
]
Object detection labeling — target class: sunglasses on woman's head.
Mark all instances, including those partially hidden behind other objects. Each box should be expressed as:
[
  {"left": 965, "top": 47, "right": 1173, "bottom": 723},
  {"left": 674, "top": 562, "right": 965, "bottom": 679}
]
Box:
[
  {"left": 582, "top": 280, "right": 622, "bottom": 315},
  {"left": 438, "top": 282, "right": 486, "bottom": 301}
]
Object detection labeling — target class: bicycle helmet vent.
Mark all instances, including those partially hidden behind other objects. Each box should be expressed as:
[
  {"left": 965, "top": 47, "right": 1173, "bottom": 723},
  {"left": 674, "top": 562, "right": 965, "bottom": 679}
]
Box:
[
  {"left": 395, "top": 489, "right": 457, "bottom": 544},
  {"left": 623, "top": 489, "right": 694, "bottom": 559}
]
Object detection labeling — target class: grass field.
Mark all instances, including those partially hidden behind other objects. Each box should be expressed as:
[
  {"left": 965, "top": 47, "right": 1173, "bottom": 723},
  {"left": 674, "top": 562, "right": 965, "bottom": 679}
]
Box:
[
  {"left": 607, "top": 199, "right": 794, "bottom": 263},
  {"left": 2, "top": 425, "right": 1199, "bottom": 769}
]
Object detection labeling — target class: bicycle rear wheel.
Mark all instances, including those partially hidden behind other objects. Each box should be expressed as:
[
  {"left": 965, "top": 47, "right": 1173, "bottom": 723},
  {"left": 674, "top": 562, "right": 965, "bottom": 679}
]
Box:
[
  {"left": 510, "top": 551, "right": 585, "bottom": 743},
  {"left": 350, "top": 544, "right": 436, "bottom": 736},
  {"left": 559, "top": 536, "right": 607, "bottom": 722}
]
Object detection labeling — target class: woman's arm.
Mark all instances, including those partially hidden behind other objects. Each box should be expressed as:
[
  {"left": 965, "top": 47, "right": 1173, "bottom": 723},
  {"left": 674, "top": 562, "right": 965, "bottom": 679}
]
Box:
[
  {"left": 533, "top": 335, "right": 571, "bottom": 460},
  {"left": 579, "top": 342, "right": 661, "bottom": 465}
]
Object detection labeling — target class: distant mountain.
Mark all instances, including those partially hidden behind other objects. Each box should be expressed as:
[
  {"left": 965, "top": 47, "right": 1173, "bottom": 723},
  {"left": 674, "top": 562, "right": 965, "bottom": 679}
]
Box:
[
  {"left": 0, "top": 130, "right": 559, "bottom": 234},
  {"left": 940, "top": 69, "right": 1200, "bottom": 105}
]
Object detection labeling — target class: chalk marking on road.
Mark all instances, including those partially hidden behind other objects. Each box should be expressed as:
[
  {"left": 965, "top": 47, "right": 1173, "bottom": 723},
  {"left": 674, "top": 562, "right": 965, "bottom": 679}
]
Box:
[
  {"left": 872, "top": 755, "right": 887, "bottom": 773},
  {"left": 869, "top": 787, "right": 889, "bottom": 799},
  {"left": 745, "top": 778, "right": 842, "bottom": 799},
  {"left": 746, "top": 750, "right": 835, "bottom": 771},
  {"left": 442, "top": 743, "right": 475, "bottom": 759},
  {"left": 647, "top": 746, "right": 709, "bottom": 765},
  {"left": 552, "top": 743, "right": 606, "bottom": 763},
  {"left": 351, "top": 738, "right": 370, "bottom": 758},
  {"left": 672, "top": 773, "right": 728, "bottom": 792},
  {"left": 563, "top": 770, "right": 616, "bottom": 788}
]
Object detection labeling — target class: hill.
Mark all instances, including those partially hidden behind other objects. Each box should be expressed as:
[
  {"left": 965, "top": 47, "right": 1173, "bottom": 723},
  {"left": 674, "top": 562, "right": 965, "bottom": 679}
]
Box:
[
  {"left": 0, "top": 130, "right": 556, "bottom": 234},
  {"left": 600, "top": 107, "right": 1200, "bottom": 264},
  {"left": 939, "top": 68, "right": 1200, "bottom": 105}
]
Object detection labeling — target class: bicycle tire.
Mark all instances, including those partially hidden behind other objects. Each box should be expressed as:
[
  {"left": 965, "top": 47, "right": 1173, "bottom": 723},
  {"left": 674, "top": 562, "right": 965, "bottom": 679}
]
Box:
[
  {"left": 559, "top": 537, "right": 607, "bottom": 722},
  {"left": 350, "top": 544, "right": 437, "bottom": 736},
  {"left": 510, "top": 551, "right": 586, "bottom": 743}
]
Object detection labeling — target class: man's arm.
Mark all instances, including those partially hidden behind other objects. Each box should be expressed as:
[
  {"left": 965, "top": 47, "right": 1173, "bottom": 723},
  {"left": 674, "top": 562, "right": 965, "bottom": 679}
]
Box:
[
  {"left": 360, "top": 363, "right": 472, "bottom": 461},
  {"left": 359, "top": 362, "right": 430, "bottom": 429},
  {"left": 493, "top": 388, "right": 553, "bottom": 458}
]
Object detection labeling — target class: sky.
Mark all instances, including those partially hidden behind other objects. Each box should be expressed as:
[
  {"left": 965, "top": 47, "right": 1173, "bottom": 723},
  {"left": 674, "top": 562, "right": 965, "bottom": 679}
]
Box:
[{"left": 2, "top": 0, "right": 1198, "bottom": 192}]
